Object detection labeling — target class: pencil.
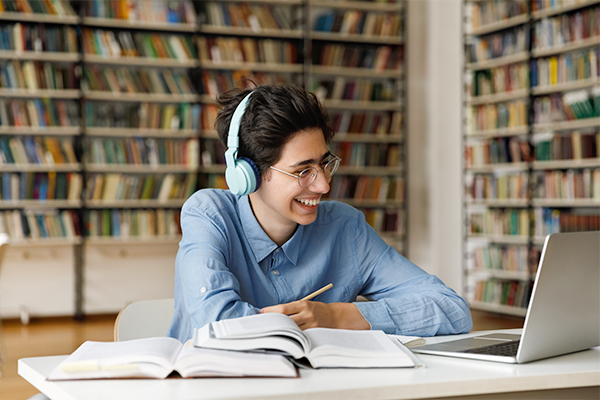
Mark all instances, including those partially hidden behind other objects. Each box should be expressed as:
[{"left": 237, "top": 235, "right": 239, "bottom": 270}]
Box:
[{"left": 300, "top": 283, "right": 333, "bottom": 301}]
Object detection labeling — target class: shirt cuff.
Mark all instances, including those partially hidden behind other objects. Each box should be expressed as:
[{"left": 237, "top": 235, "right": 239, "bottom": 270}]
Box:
[{"left": 354, "top": 301, "right": 396, "bottom": 333}]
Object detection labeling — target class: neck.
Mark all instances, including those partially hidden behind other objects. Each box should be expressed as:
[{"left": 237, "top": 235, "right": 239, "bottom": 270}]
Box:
[{"left": 248, "top": 194, "right": 297, "bottom": 247}]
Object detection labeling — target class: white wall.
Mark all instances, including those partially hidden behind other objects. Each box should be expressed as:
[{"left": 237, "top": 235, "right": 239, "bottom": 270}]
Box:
[{"left": 407, "top": 0, "right": 464, "bottom": 293}]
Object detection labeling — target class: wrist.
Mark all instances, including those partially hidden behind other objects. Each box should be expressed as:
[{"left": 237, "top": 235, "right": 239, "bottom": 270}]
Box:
[{"left": 331, "top": 302, "right": 370, "bottom": 330}]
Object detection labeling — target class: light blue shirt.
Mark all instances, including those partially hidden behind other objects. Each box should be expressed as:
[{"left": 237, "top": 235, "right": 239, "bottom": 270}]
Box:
[{"left": 168, "top": 189, "right": 472, "bottom": 342}]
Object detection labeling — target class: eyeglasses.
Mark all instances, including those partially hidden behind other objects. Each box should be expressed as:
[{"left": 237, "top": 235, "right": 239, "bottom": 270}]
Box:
[{"left": 270, "top": 154, "right": 341, "bottom": 188}]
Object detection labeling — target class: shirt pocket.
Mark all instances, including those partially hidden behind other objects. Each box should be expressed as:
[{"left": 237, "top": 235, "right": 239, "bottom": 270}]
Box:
[{"left": 313, "top": 285, "right": 350, "bottom": 303}]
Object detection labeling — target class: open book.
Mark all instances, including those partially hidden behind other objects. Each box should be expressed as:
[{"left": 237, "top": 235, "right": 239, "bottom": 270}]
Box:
[
  {"left": 194, "top": 313, "right": 420, "bottom": 369},
  {"left": 48, "top": 337, "right": 297, "bottom": 380}
]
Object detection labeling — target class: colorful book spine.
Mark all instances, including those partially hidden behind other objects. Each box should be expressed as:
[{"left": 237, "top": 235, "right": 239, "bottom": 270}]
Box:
[
  {"left": 0, "top": 99, "right": 79, "bottom": 127},
  {"left": 0, "top": 136, "right": 77, "bottom": 165},
  {"left": 465, "top": 136, "right": 532, "bottom": 167},
  {"left": 85, "top": 208, "right": 182, "bottom": 239},
  {"left": 84, "top": 102, "right": 199, "bottom": 130},
  {"left": 83, "top": 0, "right": 196, "bottom": 25},
  {"left": 0, "top": 0, "right": 76, "bottom": 16},
  {"left": 534, "top": 207, "right": 600, "bottom": 235},
  {"left": 471, "top": 62, "right": 529, "bottom": 97},
  {"left": 472, "top": 244, "right": 530, "bottom": 273},
  {"left": 469, "top": 208, "right": 530, "bottom": 236},
  {"left": 0, "top": 60, "right": 77, "bottom": 90},
  {"left": 533, "top": 5, "right": 600, "bottom": 50},
  {"left": 534, "top": 87, "right": 600, "bottom": 124},
  {"left": 84, "top": 137, "right": 199, "bottom": 167},
  {"left": 0, "top": 23, "right": 78, "bottom": 52},
  {"left": 472, "top": 278, "right": 532, "bottom": 309},
  {"left": 531, "top": 48, "right": 600, "bottom": 87},
  {"left": 0, "top": 171, "right": 81, "bottom": 201},
  {"left": 468, "top": 99, "right": 528, "bottom": 132},
  {"left": 313, "top": 9, "right": 403, "bottom": 38},
  {"left": 468, "top": 171, "right": 529, "bottom": 200},
  {"left": 201, "top": 2, "right": 294, "bottom": 30},
  {"left": 312, "top": 43, "right": 403, "bottom": 71},
  {"left": 327, "top": 175, "right": 404, "bottom": 203},
  {"left": 198, "top": 36, "right": 299, "bottom": 65},
  {"left": 532, "top": 168, "right": 600, "bottom": 199},
  {"left": 201, "top": 70, "right": 286, "bottom": 97},
  {"left": 361, "top": 208, "right": 404, "bottom": 234},
  {"left": 309, "top": 77, "right": 397, "bottom": 102},
  {"left": 533, "top": 130, "right": 599, "bottom": 160},
  {"left": 0, "top": 209, "right": 80, "bottom": 240},
  {"left": 466, "top": 26, "right": 530, "bottom": 63},
  {"left": 83, "top": 172, "right": 197, "bottom": 201},
  {"left": 468, "top": 0, "right": 529, "bottom": 29}
]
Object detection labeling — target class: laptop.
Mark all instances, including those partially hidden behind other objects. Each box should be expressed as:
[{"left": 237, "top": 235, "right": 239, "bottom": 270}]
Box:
[{"left": 412, "top": 231, "right": 600, "bottom": 364}]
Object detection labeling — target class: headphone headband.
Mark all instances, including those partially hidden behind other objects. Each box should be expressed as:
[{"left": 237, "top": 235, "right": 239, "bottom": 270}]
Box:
[{"left": 224, "top": 91, "right": 261, "bottom": 196}]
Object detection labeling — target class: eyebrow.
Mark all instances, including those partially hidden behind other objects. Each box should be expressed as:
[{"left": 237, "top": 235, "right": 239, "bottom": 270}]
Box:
[{"left": 289, "top": 151, "right": 331, "bottom": 168}]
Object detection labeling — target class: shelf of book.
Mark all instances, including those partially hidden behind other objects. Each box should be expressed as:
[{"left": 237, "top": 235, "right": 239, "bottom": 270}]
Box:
[
  {"left": 465, "top": 51, "right": 529, "bottom": 71},
  {"left": 463, "top": 0, "right": 600, "bottom": 317},
  {"left": 199, "top": 25, "right": 302, "bottom": 38},
  {"left": 8, "top": 236, "right": 83, "bottom": 247},
  {"left": 0, "top": 50, "right": 81, "bottom": 62},
  {"left": 332, "top": 134, "right": 402, "bottom": 144},
  {"left": 308, "top": 0, "right": 402, "bottom": 12},
  {"left": 468, "top": 301, "right": 527, "bottom": 317},
  {"left": 465, "top": 89, "right": 529, "bottom": 106},
  {"left": 0, "top": 199, "right": 81, "bottom": 209},
  {"left": 531, "top": 35, "right": 600, "bottom": 58},
  {"left": 531, "top": 0, "right": 600, "bottom": 18},
  {"left": 82, "top": 54, "right": 198, "bottom": 68},
  {"left": 81, "top": 17, "right": 196, "bottom": 32},
  {"left": 0, "top": 126, "right": 80, "bottom": 136},
  {"left": 0, "top": 12, "right": 78, "bottom": 24},
  {"left": 199, "top": 61, "right": 302, "bottom": 73},
  {"left": 531, "top": 78, "right": 600, "bottom": 95},
  {"left": 84, "top": 164, "right": 197, "bottom": 173},
  {"left": 83, "top": 127, "right": 198, "bottom": 138},
  {"left": 468, "top": 268, "right": 533, "bottom": 281},
  {"left": 0, "top": 163, "right": 81, "bottom": 172},
  {"left": 85, "top": 236, "right": 182, "bottom": 246},
  {"left": 466, "top": 13, "right": 529, "bottom": 36},
  {"left": 309, "top": 31, "right": 403, "bottom": 45},
  {"left": 322, "top": 100, "right": 402, "bottom": 111},
  {"left": 0, "top": 89, "right": 80, "bottom": 99},
  {"left": 82, "top": 91, "right": 201, "bottom": 103},
  {"left": 85, "top": 199, "right": 186, "bottom": 208}
]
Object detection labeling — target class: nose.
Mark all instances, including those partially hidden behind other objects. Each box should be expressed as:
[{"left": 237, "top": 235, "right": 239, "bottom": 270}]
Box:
[{"left": 308, "top": 167, "right": 331, "bottom": 194}]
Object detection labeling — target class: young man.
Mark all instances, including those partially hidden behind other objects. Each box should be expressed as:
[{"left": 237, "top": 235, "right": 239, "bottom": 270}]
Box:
[{"left": 168, "top": 84, "right": 472, "bottom": 343}]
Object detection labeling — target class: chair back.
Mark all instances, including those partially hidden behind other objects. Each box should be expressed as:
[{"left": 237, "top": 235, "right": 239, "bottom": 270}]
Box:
[{"left": 114, "top": 298, "right": 174, "bottom": 341}]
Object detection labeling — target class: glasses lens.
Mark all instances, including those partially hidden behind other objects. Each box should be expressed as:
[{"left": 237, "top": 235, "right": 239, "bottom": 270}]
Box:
[
  {"left": 325, "top": 156, "right": 340, "bottom": 177},
  {"left": 298, "top": 168, "right": 317, "bottom": 188}
]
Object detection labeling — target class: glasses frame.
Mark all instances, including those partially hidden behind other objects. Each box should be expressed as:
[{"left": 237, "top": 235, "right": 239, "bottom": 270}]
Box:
[{"left": 270, "top": 154, "right": 341, "bottom": 188}]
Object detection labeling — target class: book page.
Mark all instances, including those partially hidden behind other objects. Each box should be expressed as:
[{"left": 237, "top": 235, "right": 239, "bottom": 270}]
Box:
[
  {"left": 305, "top": 329, "right": 409, "bottom": 358},
  {"left": 48, "top": 337, "right": 182, "bottom": 380},
  {"left": 175, "top": 340, "right": 298, "bottom": 378},
  {"left": 212, "top": 313, "right": 300, "bottom": 338}
]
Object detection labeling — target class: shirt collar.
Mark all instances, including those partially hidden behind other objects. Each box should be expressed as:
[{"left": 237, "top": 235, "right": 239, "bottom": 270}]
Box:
[{"left": 238, "top": 195, "right": 303, "bottom": 266}]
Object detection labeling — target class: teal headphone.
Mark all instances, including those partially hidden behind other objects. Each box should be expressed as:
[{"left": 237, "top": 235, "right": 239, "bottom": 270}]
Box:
[{"left": 224, "top": 92, "right": 261, "bottom": 195}]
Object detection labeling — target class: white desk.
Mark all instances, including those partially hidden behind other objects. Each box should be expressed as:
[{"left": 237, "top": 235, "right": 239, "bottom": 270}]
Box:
[{"left": 18, "top": 330, "right": 600, "bottom": 400}]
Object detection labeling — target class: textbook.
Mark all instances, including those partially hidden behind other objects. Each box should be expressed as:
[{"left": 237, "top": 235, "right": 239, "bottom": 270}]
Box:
[
  {"left": 194, "top": 313, "right": 420, "bottom": 369},
  {"left": 48, "top": 337, "right": 298, "bottom": 380}
]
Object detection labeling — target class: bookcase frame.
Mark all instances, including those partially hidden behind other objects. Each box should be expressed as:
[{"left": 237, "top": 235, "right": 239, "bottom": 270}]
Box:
[{"left": 462, "top": 0, "right": 600, "bottom": 317}]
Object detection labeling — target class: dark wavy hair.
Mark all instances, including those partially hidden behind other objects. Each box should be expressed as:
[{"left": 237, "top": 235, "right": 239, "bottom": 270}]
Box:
[{"left": 215, "top": 84, "right": 335, "bottom": 176}]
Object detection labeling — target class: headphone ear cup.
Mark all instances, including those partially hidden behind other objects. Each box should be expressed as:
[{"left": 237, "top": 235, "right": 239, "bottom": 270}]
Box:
[{"left": 226, "top": 157, "right": 261, "bottom": 196}]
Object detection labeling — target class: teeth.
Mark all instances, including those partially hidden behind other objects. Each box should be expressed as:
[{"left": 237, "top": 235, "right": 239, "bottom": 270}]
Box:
[{"left": 297, "top": 198, "right": 320, "bottom": 206}]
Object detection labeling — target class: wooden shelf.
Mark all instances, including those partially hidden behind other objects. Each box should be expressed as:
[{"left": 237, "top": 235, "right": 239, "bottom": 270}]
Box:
[
  {"left": 84, "top": 199, "right": 186, "bottom": 208},
  {"left": 465, "top": 163, "right": 529, "bottom": 173},
  {"left": 0, "top": 11, "right": 78, "bottom": 24},
  {"left": 82, "top": 17, "right": 195, "bottom": 32},
  {"left": 199, "top": 25, "right": 303, "bottom": 39},
  {"left": 309, "top": 0, "right": 402, "bottom": 12},
  {"left": 466, "top": 199, "right": 529, "bottom": 208},
  {"left": 335, "top": 199, "right": 404, "bottom": 208},
  {"left": 531, "top": 199, "right": 600, "bottom": 208},
  {"left": 333, "top": 134, "right": 403, "bottom": 144},
  {"left": 465, "top": 126, "right": 529, "bottom": 138},
  {"left": 199, "top": 61, "right": 302, "bottom": 73},
  {"left": 468, "top": 269, "right": 533, "bottom": 281},
  {"left": 0, "top": 50, "right": 80, "bottom": 62},
  {"left": 465, "top": 52, "right": 529, "bottom": 71},
  {"left": 0, "top": 200, "right": 82, "bottom": 209},
  {"left": 83, "top": 54, "right": 197, "bottom": 68},
  {"left": 84, "top": 127, "right": 198, "bottom": 138},
  {"left": 310, "top": 65, "right": 401, "bottom": 79},
  {"left": 0, "top": 126, "right": 81, "bottom": 136},
  {"left": 85, "top": 236, "right": 182, "bottom": 246},
  {"left": 532, "top": 0, "right": 600, "bottom": 19},
  {"left": 532, "top": 158, "right": 600, "bottom": 170},
  {"left": 7, "top": 237, "right": 83, "bottom": 248},
  {"left": 533, "top": 117, "right": 600, "bottom": 133},
  {"left": 0, "top": 163, "right": 81, "bottom": 172},
  {"left": 467, "top": 234, "right": 529, "bottom": 244},
  {"left": 0, "top": 88, "right": 80, "bottom": 99},
  {"left": 466, "top": 14, "right": 529, "bottom": 36},
  {"left": 532, "top": 35, "right": 600, "bottom": 58},
  {"left": 310, "top": 31, "right": 403, "bottom": 44},
  {"left": 465, "top": 89, "right": 529, "bottom": 105},
  {"left": 468, "top": 301, "right": 528, "bottom": 317},
  {"left": 531, "top": 78, "right": 600, "bottom": 95},
  {"left": 83, "top": 90, "right": 201, "bottom": 103},
  {"left": 322, "top": 99, "right": 402, "bottom": 111},
  {"left": 84, "top": 164, "right": 197, "bottom": 173},
  {"left": 337, "top": 166, "right": 403, "bottom": 176}
]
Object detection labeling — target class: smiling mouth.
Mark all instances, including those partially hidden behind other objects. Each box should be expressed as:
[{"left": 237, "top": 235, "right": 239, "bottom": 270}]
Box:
[{"left": 295, "top": 198, "right": 320, "bottom": 207}]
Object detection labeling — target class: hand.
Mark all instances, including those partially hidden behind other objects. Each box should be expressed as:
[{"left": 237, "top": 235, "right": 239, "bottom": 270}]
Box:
[{"left": 260, "top": 301, "right": 370, "bottom": 330}]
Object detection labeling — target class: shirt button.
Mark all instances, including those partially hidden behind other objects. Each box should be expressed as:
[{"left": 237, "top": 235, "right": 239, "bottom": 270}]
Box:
[
  {"left": 273, "top": 270, "right": 279, "bottom": 276},
  {"left": 200, "top": 287, "right": 207, "bottom": 293},
  {"left": 275, "top": 248, "right": 280, "bottom": 253}
]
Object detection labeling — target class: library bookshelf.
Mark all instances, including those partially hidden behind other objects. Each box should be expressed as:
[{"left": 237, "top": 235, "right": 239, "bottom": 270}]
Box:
[
  {"left": 0, "top": 0, "right": 408, "bottom": 319},
  {"left": 462, "top": 0, "right": 600, "bottom": 317}
]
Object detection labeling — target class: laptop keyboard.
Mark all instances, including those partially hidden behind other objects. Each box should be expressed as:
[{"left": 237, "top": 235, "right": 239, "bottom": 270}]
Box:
[{"left": 463, "top": 340, "right": 520, "bottom": 357}]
